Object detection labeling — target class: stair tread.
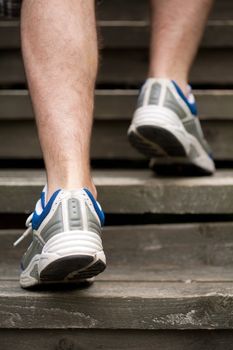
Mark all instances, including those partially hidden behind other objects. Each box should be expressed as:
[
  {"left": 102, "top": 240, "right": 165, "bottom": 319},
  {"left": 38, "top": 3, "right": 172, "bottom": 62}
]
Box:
[
  {"left": 96, "top": 0, "right": 233, "bottom": 21},
  {"left": 2, "top": 223, "right": 233, "bottom": 330},
  {"left": 0, "top": 117, "right": 230, "bottom": 160},
  {"left": 3, "top": 265, "right": 233, "bottom": 283},
  {"left": 0, "top": 90, "right": 232, "bottom": 161},
  {"left": 1, "top": 89, "right": 233, "bottom": 120},
  {"left": 0, "top": 0, "right": 231, "bottom": 22},
  {"left": 1, "top": 50, "right": 233, "bottom": 86},
  {"left": 1, "top": 222, "right": 233, "bottom": 282},
  {"left": 0, "top": 279, "right": 233, "bottom": 329},
  {"left": 0, "top": 169, "right": 232, "bottom": 214},
  {"left": 0, "top": 168, "right": 232, "bottom": 183},
  {"left": 0, "top": 20, "right": 232, "bottom": 49}
]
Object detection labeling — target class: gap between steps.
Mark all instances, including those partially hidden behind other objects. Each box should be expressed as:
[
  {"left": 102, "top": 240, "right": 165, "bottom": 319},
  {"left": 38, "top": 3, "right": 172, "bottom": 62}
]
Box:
[
  {"left": 0, "top": 159, "right": 233, "bottom": 169},
  {"left": 1, "top": 82, "right": 233, "bottom": 90},
  {"left": 1, "top": 213, "right": 233, "bottom": 229}
]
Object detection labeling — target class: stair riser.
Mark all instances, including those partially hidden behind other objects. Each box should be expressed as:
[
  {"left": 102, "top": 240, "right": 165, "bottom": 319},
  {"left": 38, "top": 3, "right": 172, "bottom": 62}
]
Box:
[
  {"left": 3, "top": 223, "right": 233, "bottom": 281},
  {"left": 1, "top": 329, "right": 233, "bottom": 350},
  {"left": 0, "top": 50, "right": 233, "bottom": 86},
  {"left": 0, "top": 170, "right": 232, "bottom": 214},
  {"left": 1, "top": 280, "right": 233, "bottom": 329},
  {"left": 1, "top": 0, "right": 231, "bottom": 21},
  {"left": 1, "top": 22, "right": 232, "bottom": 49},
  {"left": 1, "top": 90, "right": 233, "bottom": 120},
  {"left": 96, "top": 0, "right": 232, "bottom": 21},
  {"left": 0, "top": 120, "right": 230, "bottom": 161}
]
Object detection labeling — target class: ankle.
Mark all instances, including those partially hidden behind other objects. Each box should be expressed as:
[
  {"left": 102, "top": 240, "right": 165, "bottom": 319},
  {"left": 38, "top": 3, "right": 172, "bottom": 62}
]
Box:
[
  {"left": 46, "top": 179, "right": 97, "bottom": 203},
  {"left": 148, "top": 73, "right": 188, "bottom": 96}
]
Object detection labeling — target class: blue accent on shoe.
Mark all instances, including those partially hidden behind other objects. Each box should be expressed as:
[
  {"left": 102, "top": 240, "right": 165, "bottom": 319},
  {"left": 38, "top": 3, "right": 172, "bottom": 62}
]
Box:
[
  {"left": 40, "top": 191, "right": 46, "bottom": 209},
  {"left": 172, "top": 80, "right": 197, "bottom": 116},
  {"left": 209, "top": 153, "right": 214, "bottom": 160},
  {"left": 32, "top": 189, "right": 61, "bottom": 230},
  {"left": 84, "top": 188, "right": 105, "bottom": 226}
]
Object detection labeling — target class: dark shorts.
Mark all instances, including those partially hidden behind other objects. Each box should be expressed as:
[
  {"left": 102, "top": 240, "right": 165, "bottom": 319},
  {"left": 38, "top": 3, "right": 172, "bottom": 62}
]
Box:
[{"left": 0, "top": 0, "right": 22, "bottom": 18}]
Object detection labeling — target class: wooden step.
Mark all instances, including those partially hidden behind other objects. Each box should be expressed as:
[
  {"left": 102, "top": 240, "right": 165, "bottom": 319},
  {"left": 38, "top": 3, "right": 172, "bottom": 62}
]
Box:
[
  {"left": 0, "top": 90, "right": 232, "bottom": 161},
  {"left": 0, "top": 118, "right": 231, "bottom": 160},
  {"left": 1, "top": 89, "right": 233, "bottom": 120},
  {"left": 1, "top": 49, "right": 232, "bottom": 86},
  {"left": 2, "top": 329, "right": 233, "bottom": 350},
  {"left": 0, "top": 117, "right": 230, "bottom": 161},
  {"left": 0, "top": 169, "right": 232, "bottom": 214},
  {"left": 3, "top": 223, "right": 233, "bottom": 281},
  {"left": 99, "top": 20, "right": 233, "bottom": 49},
  {"left": 2, "top": 222, "right": 233, "bottom": 340},
  {"left": 0, "top": 279, "right": 233, "bottom": 330},
  {"left": 1, "top": 0, "right": 232, "bottom": 22},
  {"left": 96, "top": 0, "right": 233, "bottom": 21},
  {"left": 1, "top": 20, "right": 233, "bottom": 49}
]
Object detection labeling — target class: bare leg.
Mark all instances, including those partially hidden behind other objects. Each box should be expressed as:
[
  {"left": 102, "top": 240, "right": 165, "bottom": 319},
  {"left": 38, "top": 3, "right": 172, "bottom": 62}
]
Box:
[
  {"left": 21, "top": 0, "right": 98, "bottom": 200},
  {"left": 128, "top": 0, "right": 215, "bottom": 175},
  {"left": 149, "top": 0, "right": 214, "bottom": 93}
]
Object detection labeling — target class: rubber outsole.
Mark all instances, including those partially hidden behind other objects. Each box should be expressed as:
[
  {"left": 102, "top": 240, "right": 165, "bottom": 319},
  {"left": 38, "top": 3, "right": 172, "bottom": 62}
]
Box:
[
  {"left": 39, "top": 255, "right": 106, "bottom": 283},
  {"left": 128, "top": 126, "right": 214, "bottom": 176},
  {"left": 130, "top": 125, "right": 186, "bottom": 157}
]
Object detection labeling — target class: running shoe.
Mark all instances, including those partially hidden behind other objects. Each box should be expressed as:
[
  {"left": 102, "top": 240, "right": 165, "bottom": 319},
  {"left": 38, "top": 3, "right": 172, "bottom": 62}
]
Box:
[
  {"left": 14, "top": 186, "right": 106, "bottom": 288},
  {"left": 128, "top": 78, "right": 215, "bottom": 175}
]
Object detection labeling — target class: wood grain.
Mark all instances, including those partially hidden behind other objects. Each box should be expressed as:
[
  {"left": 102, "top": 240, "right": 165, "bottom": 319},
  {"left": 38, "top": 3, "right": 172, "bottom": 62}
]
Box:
[
  {"left": 96, "top": 0, "right": 233, "bottom": 21},
  {"left": 1, "top": 49, "right": 233, "bottom": 86},
  {"left": 1, "top": 280, "right": 233, "bottom": 329},
  {"left": 0, "top": 119, "right": 230, "bottom": 160},
  {"left": 4, "top": 223, "right": 233, "bottom": 282},
  {"left": 0, "top": 170, "right": 232, "bottom": 214},
  {"left": 2, "top": 329, "right": 233, "bottom": 350},
  {"left": 1, "top": 20, "right": 233, "bottom": 49},
  {"left": 0, "top": 89, "right": 233, "bottom": 120}
]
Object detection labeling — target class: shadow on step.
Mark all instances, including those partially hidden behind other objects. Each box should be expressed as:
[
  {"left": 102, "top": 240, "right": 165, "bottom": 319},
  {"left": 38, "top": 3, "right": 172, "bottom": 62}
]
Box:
[
  {"left": 1, "top": 213, "right": 233, "bottom": 229},
  {"left": 26, "top": 280, "right": 93, "bottom": 293}
]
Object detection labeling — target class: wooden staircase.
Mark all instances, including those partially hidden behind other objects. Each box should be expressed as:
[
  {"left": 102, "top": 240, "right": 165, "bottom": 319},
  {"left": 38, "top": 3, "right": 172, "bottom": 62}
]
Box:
[{"left": 0, "top": 1, "right": 233, "bottom": 349}]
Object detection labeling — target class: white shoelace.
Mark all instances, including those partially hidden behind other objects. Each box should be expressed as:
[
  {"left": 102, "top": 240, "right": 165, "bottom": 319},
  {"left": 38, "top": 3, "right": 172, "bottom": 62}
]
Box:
[{"left": 13, "top": 213, "right": 33, "bottom": 247}]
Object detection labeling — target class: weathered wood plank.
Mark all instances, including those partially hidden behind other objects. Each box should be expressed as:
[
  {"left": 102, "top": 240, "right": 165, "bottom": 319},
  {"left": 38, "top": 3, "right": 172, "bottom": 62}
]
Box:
[
  {"left": 0, "top": 119, "right": 230, "bottom": 160},
  {"left": 1, "top": 280, "right": 233, "bottom": 329},
  {"left": 75, "top": 119, "right": 233, "bottom": 162},
  {"left": 1, "top": 0, "right": 232, "bottom": 21},
  {"left": 0, "top": 170, "right": 232, "bottom": 214},
  {"left": 2, "top": 329, "right": 233, "bottom": 350},
  {"left": 0, "top": 91, "right": 231, "bottom": 161},
  {"left": 6, "top": 264, "right": 233, "bottom": 283},
  {"left": 100, "top": 21, "right": 233, "bottom": 49},
  {"left": 96, "top": 0, "right": 233, "bottom": 21},
  {"left": 0, "top": 49, "right": 233, "bottom": 85},
  {"left": 1, "top": 89, "right": 233, "bottom": 120},
  {"left": 100, "top": 49, "right": 233, "bottom": 85},
  {"left": 4, "top": 223, "right": 233, "bottom": 282},
  {"left": 1, "top": 20, "right": 233, "bottom": 49}
]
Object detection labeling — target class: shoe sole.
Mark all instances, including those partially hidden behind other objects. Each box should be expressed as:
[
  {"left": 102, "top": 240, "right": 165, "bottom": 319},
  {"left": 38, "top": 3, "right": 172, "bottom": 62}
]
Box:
[
  {"left": 20, "top": 252, "right": 106, "bottom": 289},
  {"left": 40, "top": 254, "right": 106, "bottom": 282},
  {"left": 20, "top": 230, "right": 106, "bottom": 289},
  {"left": 128, "top": 107, "right": 215, "bottom": 176}
]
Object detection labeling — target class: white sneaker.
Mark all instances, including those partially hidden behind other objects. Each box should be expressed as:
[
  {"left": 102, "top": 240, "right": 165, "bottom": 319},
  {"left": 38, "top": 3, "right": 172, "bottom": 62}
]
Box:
[
  {"left": 128, "top": 78, "right": 215, "bottom": 175},
  {"left": 14, "top": 187, "right": 106, "bottom": 288}
]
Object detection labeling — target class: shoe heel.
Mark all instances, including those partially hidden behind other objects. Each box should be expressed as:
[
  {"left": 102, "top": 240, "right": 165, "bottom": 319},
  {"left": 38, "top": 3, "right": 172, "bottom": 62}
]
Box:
[{"left": 38, "top": 230, "right": 106, "bottom": 281}]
